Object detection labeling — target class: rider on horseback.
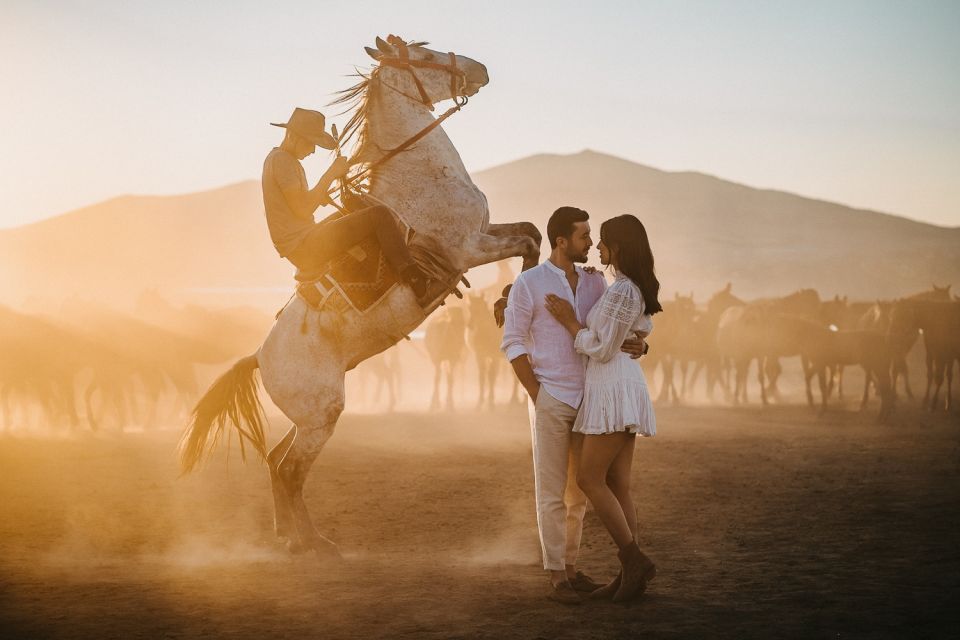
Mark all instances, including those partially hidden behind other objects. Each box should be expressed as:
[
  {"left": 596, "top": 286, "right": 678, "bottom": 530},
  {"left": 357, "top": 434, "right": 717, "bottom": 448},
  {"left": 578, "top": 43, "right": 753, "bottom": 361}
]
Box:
[{"left": 262, "top": 107, "right": 431, "bottom": 300}]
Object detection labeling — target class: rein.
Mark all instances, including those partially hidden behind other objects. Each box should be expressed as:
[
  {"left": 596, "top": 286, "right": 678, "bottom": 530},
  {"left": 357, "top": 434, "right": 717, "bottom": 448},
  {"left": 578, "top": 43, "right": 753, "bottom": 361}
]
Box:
[{"left": 329, "top": 41, "right": 470, "bottom": 204}]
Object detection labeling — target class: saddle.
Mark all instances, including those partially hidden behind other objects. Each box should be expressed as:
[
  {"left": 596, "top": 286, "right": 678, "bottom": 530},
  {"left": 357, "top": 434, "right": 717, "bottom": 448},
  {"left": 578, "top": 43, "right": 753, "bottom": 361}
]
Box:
[{"left": 294, "top": 197, "right": 463, "bottom": 315}]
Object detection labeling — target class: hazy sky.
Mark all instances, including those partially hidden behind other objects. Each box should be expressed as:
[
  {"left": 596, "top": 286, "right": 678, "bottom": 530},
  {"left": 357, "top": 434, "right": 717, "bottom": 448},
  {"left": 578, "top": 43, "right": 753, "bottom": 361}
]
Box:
[{"left": 2, "top": 0, "right": 959, "bottom": 229}]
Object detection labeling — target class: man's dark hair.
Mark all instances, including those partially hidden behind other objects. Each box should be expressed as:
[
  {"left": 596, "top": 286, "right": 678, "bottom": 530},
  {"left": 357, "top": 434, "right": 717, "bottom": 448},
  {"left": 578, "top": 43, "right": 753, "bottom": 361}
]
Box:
[{"left": 546, "top": 207, "right": 589, "bottom": 249}]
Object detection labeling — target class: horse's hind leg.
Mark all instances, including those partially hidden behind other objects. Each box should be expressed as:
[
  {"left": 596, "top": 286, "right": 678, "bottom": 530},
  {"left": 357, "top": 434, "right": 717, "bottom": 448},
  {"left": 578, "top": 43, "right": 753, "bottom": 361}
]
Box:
[
  {"left": 900, "top": 359, "right": 915, "bottom": 400},
  {"left": 430, "top": 363, "right": 442, "bottom": 410},
  {"left": 860, "top": 367, "right": 873, "bottom": 411},
  {"left": 445, "top": 361, "right": 455, "bottom": 411},
  {"left": 929, "top": 359, "right": 945, "bottom": 412},
  {"left": 678, "top": 359, "right": 690, "bottom": 403},
  {"left": 268, "top": 425, "right": 297, "bottom": 541},
  {"left": 656, "top": 359, "right": 671, "bottom": 403},
  {"left": 275, "top": 392, "right": 344, "bottom": 556},
  {"left": 946, "top": 359, "right": 955, "bottom": 412},
  {"left": 800, "top": 357, "right": 815, "bottom": 407},
  {"left": 486, "top": 358, "right": 498, "bottom": 408},
  {"left": 475, "top": 357, "right": 485, "bottom": 409},
  {"left": 758, "top": 358, "right": 769, "bottom": 406}
]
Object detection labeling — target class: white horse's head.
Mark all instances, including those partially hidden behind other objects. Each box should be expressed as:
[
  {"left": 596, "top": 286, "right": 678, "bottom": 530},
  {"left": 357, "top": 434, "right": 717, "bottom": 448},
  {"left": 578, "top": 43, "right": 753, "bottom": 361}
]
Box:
[{"left": 364, "top": 35, "right": 489, "bottom": 109}]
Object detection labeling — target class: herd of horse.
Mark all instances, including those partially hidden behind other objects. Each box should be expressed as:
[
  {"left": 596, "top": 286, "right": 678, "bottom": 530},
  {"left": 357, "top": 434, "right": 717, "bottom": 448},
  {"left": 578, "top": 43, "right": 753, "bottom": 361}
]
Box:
[
  {"left": 0, "top": 293, "right": 270, "bottom": 432},
  {"left": 654, "top": 283, "right": 959, "bottom": 422},
  {"left": 1, "top": 280, "right": 958, "bottom": 432},
  {"left": 364, "top": 281, "right": 960, "bottom": 423}
]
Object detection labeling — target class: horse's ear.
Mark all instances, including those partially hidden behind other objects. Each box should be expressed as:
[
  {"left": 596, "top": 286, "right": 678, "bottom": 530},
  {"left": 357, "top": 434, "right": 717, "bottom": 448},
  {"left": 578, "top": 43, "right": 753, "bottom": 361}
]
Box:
[
  {"left": 724, "top": 282, "right": 732, "bottom": 292},
  {"left": 375, "top": 36, "right": 394, "bottom": 55},
  {"left": 364, "top": 46, "right": 383, "bottom": 60}
]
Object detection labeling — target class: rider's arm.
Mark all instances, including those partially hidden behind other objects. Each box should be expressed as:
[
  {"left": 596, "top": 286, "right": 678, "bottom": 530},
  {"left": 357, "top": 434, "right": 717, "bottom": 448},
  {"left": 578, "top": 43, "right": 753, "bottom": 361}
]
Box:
[{"left": 275, "top": 155, "right": 348, "bottom": 220}]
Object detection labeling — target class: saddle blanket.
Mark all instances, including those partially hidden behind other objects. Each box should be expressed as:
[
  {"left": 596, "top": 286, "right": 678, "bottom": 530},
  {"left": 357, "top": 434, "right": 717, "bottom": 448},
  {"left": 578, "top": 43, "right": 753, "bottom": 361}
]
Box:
[{"left": 296, "top": 217, "right": 414, "bottom": 315}]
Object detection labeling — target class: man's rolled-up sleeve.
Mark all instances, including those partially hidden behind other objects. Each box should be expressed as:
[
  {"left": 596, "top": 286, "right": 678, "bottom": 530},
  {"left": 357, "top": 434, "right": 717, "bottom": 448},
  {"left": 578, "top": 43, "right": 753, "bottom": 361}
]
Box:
[{"left": 500, "top": 276, "right": 533, "bottom": 362}]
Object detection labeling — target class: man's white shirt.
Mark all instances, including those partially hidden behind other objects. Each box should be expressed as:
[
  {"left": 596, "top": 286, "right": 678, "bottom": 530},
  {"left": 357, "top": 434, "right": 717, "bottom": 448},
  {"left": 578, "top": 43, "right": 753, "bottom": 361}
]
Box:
[{"left": 500, "top": 260, "right": 607, "bottom": 409}]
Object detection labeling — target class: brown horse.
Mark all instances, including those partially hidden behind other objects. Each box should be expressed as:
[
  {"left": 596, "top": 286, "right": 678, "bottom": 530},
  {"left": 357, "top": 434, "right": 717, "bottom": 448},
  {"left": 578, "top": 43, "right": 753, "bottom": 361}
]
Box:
[
  {"left": 355, "top": 349, "right": 402, "bottom": 411},
  {"left": 60, "top": 301, "right": 222, "bottom": 426},
  {"left": 819, "top": 295, "right": 876, "bottom": 399},
  {"left": 858, "top": 285, "right": 953, "bottom": 404},
  {"left": 717, "top": 289, "right": 822, "bottom": 405},
  {"left": 424, "top": 306, "right": 467, "bottom": 411},
  {"left": 466, "top": 293, "right": 502, "bottom": 409},
  {"left": 686, "top": 283, "right": 744, "bottom": 401},
  {"left": 888, "top": 299, "right": 960, "bottom": 412},
  {"left": 649, "top": 293, "right": 697, "bottom": 404},
  {"left": 816, "top": 329, "right": 895, "bottom": 421},
  {"left": 753, "top": 289, "right": 822, "bottom": 399},
  {"left": 0, "top": 305, "right": 144, "bottom": 431}
]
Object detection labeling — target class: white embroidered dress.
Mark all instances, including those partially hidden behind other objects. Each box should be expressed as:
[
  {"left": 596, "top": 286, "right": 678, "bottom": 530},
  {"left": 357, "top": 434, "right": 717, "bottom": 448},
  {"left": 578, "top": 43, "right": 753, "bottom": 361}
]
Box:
[{"left": 573, "top": 272, "right": 656, "bottom": 436}]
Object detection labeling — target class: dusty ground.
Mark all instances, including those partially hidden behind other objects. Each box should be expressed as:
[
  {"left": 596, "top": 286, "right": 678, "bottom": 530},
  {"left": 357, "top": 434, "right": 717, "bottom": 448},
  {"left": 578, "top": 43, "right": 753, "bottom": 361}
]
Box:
[{"left": 1, "top": 403, "right": 958, "bottom": 639}]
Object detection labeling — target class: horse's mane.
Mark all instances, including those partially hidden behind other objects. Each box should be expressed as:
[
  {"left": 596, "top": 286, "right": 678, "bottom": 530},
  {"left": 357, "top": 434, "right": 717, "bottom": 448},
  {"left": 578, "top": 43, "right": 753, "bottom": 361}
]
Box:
[
  {"left": 327, "top": 38, "right": 430, "bottom": 165},
  {"left": 328, "top": 71, "right": 372, "bottom": 153}
]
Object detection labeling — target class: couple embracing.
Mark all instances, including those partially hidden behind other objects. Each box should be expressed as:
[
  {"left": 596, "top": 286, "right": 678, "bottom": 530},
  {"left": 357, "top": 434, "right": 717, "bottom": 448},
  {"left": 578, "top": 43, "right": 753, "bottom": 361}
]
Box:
[{"left": 500, "top": 206, "right": 663, "bottom": 605}]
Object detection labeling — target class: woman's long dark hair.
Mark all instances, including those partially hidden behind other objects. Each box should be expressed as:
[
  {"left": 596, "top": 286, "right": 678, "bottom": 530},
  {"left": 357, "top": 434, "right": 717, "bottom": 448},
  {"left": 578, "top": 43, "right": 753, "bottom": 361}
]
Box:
[{"left": 600, "top": 214, "right": 663, "bottom": 315}]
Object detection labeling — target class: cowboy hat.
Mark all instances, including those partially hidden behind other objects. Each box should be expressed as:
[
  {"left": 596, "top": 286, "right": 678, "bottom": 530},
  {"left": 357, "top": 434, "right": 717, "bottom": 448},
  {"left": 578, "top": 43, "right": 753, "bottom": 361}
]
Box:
[{"left": 270, "top": 107, "right": 337, "bottom": 150}]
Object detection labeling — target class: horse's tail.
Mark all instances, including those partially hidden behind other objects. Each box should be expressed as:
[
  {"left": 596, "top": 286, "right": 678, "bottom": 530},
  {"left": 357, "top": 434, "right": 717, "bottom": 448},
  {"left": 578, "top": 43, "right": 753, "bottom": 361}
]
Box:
[{"left": 178, "top": 354, "right": 267, "bottom": 474}]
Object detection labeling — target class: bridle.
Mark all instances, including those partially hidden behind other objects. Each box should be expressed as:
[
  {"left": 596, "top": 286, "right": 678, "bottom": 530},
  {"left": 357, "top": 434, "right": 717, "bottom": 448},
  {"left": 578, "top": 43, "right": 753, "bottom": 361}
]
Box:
[
  {"left": 376, "top": 37, "right": 469, "bottom": 112},
  {"left": 328, "top": 39, "right": 474, "bottom": 206}
]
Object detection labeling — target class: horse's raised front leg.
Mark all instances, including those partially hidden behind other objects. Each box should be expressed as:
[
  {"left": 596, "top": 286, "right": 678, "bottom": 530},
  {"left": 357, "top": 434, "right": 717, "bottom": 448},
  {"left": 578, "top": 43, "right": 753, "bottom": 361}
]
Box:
[
  {"left": 463, "top": 226, "right": 541, "bottom": 272},
  {"left": 485, "top": 222, "right": 542, "bottom": 246}
]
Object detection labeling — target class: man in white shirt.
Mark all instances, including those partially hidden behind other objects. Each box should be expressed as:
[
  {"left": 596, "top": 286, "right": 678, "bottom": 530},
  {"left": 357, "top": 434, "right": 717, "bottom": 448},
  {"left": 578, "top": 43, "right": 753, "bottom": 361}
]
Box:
[{"left": 500, "top": 207, "right": 646, "bottom": 604}]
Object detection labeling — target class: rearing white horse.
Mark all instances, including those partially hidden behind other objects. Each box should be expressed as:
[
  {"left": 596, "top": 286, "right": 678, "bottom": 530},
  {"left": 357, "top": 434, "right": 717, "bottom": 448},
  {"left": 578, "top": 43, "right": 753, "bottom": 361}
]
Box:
[{"left": 180, "top": 36, "right": 541, "bottom": 554}]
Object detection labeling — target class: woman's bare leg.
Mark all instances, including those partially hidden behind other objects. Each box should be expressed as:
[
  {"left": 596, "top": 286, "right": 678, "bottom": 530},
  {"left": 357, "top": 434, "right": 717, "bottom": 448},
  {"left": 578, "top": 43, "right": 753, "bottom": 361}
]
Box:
[
  {"left": 606, "top": 433, "right": 638, "bottom": 539},
  {"left": 577, "top": 432, "right": 633, "bottom": 548}
]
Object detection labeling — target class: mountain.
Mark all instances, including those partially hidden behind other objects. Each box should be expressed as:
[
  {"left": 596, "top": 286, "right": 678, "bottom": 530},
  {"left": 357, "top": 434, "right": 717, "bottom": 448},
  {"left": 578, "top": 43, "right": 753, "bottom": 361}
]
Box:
[
  {"left": 0, "top": 181, "right": 291, "bottom": 310},
  {"left": 1, "top": 150, "right": 957, "bottom": 310},
  {"left": 472, "top": 151, "right": 960, "bottom": 300}
]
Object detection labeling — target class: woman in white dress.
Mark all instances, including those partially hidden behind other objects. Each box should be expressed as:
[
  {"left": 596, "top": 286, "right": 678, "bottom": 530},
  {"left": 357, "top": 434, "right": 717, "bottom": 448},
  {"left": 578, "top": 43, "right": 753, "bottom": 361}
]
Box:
[{"left": 544, "top": 214, "right": 663, "bottom": 603}]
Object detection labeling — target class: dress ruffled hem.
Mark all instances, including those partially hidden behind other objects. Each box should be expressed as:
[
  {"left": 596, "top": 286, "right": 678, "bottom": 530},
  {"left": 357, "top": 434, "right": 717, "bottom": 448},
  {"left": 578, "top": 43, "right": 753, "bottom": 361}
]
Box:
[{"left": 573, "top": 379, "right": 656, "bottom": 437}]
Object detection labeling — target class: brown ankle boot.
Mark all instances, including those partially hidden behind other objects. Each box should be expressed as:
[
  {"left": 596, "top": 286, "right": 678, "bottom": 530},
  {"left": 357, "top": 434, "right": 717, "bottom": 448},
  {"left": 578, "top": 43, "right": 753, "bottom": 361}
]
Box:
[
  {"left": 588, "top": 571, "right": 621, "bottom": 600},
  {"left": 613, "top": 540, "right": 656, "bottom": 603}
]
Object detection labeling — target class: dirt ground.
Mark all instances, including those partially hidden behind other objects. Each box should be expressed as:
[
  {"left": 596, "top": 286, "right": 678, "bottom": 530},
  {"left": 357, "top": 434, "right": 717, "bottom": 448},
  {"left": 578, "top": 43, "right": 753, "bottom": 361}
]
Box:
[{"left": 1, "top": 403, "right": 958, "bottom": 639}]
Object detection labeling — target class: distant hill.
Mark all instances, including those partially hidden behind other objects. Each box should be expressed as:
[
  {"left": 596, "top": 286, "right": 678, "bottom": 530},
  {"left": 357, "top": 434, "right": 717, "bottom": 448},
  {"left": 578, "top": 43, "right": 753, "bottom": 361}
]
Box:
[
  {"left": 1, "top": 150, "right": 957, "bottom": 310},
  {"left": 472, "top": 150, "right": 960, "bottom": 300}
]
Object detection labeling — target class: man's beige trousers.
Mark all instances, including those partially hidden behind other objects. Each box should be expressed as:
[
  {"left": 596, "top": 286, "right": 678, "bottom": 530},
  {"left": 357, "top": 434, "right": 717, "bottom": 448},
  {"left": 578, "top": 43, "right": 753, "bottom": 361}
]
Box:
[{"left": 528, "top": 388, "right": 587, "bottom": 571}]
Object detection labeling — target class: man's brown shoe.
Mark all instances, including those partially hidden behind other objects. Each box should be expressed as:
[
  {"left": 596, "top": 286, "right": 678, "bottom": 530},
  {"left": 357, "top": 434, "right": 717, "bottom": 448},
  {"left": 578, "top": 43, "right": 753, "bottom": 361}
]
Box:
[
  {"left": 546, "top": 581, "right": 582, "bottom": 605},
  {"left": 569, "top": 570, "right": 603, "bottom": 593}
]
